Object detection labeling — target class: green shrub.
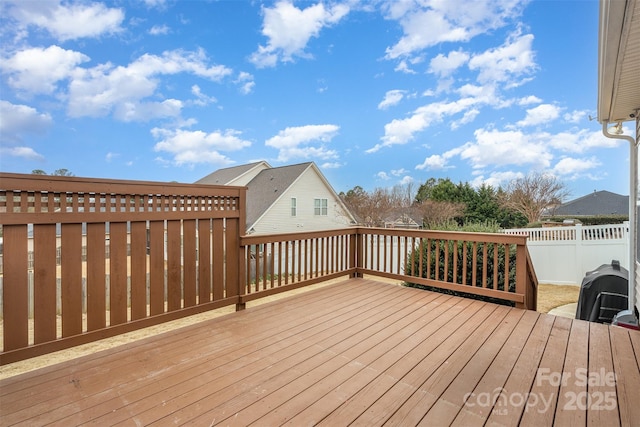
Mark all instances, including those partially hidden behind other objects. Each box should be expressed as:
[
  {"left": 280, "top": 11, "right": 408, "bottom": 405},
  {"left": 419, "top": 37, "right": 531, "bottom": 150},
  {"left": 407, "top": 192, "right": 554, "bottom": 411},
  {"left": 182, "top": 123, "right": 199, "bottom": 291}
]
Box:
[{"left": 403, "top": 221, "right": 516, "bottom": 306}]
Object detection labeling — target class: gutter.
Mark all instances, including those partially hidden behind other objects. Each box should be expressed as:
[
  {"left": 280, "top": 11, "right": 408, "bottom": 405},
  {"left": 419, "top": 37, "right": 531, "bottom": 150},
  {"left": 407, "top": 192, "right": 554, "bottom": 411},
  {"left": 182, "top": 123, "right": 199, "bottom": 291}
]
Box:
[{"left": 602, "top": 121, "right": 638, "bottom": 313}]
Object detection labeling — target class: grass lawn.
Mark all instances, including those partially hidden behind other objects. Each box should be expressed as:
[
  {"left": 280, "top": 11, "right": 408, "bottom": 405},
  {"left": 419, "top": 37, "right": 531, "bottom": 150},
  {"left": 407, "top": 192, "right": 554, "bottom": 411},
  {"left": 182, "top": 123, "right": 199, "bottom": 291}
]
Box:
[{"left": 536, "top": 283, "right": 580, "bottom": 313}]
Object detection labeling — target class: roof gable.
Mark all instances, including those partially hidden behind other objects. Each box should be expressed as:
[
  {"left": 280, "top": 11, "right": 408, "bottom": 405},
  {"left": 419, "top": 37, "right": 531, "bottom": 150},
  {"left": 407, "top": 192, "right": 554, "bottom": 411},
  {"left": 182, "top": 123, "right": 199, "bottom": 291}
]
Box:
[
  {"left": 195, "top": 161, "right": 270, "bottom": 186},
  {"left": 245, "top": 162, "right": 312, "bottom": 227}
]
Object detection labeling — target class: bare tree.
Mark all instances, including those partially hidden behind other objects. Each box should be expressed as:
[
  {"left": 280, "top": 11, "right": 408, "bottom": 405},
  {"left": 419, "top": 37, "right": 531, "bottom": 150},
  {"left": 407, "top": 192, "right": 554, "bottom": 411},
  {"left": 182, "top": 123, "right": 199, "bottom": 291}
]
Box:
[
  {"left": 415, "top": 200, "right": 466, "bottom": 228},
  {"left": 500, "top": 172, "right": 570, "bottom": 223},
  {"left": 340, "top": 184, "right": 415, "bottom": 227}
]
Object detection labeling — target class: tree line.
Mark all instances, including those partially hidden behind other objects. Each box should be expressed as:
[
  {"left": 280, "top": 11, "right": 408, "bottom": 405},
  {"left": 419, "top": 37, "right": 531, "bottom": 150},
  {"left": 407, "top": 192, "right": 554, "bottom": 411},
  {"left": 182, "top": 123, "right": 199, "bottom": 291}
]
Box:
[{"left": 339, "top": 172, "right": 569, "bottom": 229}]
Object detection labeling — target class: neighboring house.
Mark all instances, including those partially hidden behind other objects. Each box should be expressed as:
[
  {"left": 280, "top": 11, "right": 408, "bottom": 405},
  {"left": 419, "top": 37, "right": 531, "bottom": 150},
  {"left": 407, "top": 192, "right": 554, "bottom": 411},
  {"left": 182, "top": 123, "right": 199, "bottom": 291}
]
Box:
[
  {"left": 196, "top": 161, "right": 356, "bottom": 234},
  {"left": 383, "top": 212, "right": 422, "bottom": 229},
  {"left": 552, "top": 190, "right": 629, "bottom": 217}
]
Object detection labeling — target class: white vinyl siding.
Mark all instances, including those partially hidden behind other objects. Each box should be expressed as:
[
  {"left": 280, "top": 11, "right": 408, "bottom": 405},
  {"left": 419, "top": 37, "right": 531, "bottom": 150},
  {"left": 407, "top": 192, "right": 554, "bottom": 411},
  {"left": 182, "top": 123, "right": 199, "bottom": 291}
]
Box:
[
  {"left": 314, "top": 198, "right": 328, "bottom": 216},
  {"left": 249, "top": 167, "right": 353, "bottom": 234}
]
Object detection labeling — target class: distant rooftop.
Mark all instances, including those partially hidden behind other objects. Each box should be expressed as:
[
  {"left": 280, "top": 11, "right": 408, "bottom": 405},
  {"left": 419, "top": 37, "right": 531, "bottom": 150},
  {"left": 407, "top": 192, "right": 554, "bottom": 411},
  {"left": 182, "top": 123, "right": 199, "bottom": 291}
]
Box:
[{"left": 553, "top": 190, "right": 629, "bottom": 216}]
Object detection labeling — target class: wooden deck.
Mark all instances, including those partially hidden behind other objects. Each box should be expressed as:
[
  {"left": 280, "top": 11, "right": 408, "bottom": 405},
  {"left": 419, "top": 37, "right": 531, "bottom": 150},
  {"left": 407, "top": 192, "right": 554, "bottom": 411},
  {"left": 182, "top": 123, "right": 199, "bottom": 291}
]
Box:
[{"left": 1, "top": 278, "right": 639, "bottom": 426}]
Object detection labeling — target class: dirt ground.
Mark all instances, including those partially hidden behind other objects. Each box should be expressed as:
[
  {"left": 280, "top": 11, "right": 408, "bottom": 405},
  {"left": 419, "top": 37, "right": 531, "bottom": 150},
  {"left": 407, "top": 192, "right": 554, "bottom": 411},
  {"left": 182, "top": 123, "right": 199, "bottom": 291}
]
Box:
[
  {"left": 536, "top": 283, "right": 581, "bottom": 314},
  {"left": 0, "top": 278, "right": 579, "bottom": 380}
]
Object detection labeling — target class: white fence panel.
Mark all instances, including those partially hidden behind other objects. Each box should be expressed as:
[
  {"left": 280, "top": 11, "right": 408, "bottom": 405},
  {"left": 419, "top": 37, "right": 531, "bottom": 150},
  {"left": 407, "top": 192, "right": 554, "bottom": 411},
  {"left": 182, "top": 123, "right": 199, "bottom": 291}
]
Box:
[{"left": 504, "top": 223, "right": 629, "bottom": 285}]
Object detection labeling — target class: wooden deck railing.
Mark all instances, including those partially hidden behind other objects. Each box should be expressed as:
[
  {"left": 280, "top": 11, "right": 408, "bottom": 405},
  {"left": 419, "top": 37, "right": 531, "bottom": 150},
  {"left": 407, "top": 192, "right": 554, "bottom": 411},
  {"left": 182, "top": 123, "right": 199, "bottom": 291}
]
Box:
[
  {"left": 0, "top": 173, "right": 537, "bottom": 365},
  {"left": 353, "top": 228, "right": 537, "bottom": 310},
  {"left": 238, "top": 229, "right": 357, "bottom": 306}
]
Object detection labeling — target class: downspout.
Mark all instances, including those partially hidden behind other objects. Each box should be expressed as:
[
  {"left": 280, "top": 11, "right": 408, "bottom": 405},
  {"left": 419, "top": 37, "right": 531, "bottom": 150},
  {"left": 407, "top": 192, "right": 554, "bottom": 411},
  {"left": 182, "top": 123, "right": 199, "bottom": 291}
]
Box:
[{"left": 602, "top": 121, "right": 638, "bottom": 312}]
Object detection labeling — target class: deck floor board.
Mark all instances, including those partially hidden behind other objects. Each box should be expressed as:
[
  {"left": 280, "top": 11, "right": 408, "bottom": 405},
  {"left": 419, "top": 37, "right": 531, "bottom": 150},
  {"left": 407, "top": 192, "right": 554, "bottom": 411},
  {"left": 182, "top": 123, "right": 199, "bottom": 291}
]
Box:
[{"left": 1, "top": 278, "right": 638, "bottom": 426}]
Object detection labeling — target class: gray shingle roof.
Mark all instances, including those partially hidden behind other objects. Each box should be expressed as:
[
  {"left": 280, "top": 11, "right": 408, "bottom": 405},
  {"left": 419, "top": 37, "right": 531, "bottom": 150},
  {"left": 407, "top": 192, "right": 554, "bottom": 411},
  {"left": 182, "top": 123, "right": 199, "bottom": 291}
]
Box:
[
  {"left": 195, "top": 161, "right": 265, "bottom": 185},
  {"left": 553, "top": 190, "right": 629, "bottom": 216},
  {"left": 245, "top": 162, "right": 312, "bottom": 227}
]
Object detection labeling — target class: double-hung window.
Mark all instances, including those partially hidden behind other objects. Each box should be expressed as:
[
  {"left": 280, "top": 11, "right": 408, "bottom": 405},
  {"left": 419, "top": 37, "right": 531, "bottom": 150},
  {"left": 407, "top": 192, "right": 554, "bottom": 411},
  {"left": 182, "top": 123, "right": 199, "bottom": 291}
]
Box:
[
  {"left": 291, "top": 197, "right": 297, "bottom": 216},
  {"left": 314, "top": 198, "right": 328, "bottom": 216}
]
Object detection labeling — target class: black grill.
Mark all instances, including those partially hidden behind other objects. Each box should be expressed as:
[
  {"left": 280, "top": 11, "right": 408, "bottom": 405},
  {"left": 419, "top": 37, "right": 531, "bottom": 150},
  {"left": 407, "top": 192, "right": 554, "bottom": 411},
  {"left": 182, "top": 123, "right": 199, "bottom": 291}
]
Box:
[{"left": 575, "top": 260, "right": 628, "bottom": 323}]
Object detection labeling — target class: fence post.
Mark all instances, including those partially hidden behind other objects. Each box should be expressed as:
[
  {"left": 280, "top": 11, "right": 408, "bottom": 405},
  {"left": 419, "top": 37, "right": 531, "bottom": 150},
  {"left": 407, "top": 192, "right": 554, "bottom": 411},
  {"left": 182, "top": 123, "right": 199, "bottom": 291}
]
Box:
[
  {"left": 350, "top": 228, "right": 362, "bottom": 278},
  {"left": 515, "top": 243, "right": 527, "bottom": 309},
  {"left": 575, "top": 223, "right": 583, "bottom": 283}
]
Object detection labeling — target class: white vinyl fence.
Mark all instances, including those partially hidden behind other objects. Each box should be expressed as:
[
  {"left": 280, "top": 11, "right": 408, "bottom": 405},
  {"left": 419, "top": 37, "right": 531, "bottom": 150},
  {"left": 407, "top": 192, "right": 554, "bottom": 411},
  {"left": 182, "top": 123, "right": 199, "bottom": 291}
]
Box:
[{"left": 503, "top": 223, "right": 630, "bottom": 286}]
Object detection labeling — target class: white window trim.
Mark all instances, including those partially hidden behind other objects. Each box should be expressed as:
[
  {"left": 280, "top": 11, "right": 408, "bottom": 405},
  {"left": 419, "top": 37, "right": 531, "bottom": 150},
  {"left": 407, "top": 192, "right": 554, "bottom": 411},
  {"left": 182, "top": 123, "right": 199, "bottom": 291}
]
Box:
[{"left": 314, "top": 198, "right": 328, "bottom": 216}]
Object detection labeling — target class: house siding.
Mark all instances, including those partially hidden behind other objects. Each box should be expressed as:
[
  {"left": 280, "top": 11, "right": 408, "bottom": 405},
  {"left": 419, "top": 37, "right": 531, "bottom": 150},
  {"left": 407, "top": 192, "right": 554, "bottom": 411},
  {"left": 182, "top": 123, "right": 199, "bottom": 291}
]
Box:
[{"left": 251, "top": 169, "right": 352, "bottom": 234}]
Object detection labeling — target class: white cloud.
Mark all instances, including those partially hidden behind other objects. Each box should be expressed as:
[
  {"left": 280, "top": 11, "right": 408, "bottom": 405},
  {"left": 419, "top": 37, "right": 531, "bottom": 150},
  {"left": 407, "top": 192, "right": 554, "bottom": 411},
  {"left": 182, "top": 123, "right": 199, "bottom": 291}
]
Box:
[
  {"left": 149, "top": 24, "right": 170, "bottom": 35},
  {"left": 470, "top": 170, "right": 523, "bottom": 188},
  {"left": 516, "top": 103, "right": 561, "bottom": 127},
  {"left": 105, "top": 152, "right": 119, "bottom": 162},
  {"left": 142, "top": 0, "right": 168, "bottom": 7},
  {"left": 152, "top": 127, "right": 251, "bottom": 166},
  {"left": 394, "top": 60, "right": 417, "bottom": 74},
  {"left": 1, "top": 45, "right": 89, "bottom": 94},
  {"left": 0, "top": 145, "right": 45, "bottom": 161},
  {"left": 459, "top": 128, "right": 552, "bottom": 169},
  {"left": 384, "top": 0, "right": 527, "bottom": 59},
  {"left": 115, "top": 99, "right": 183, "bottom": 122},
  {"left": 378, "top": 90, "right": 406, "bottom": 110},
  {"left": 415, "top": 146, "right": 462, "bottom": 171},
  {"left": 377, "top": 171, "right": 390, "bottom": 180},
  {"left": 265, "top": 124, "right": 339, "bottom": 162},
  {"left": 518, "top": 95, "right": 542, "bottom": 105},
  {"left": 235, "top": 72, "right": 255, "bottom": 95},
  {"left": 67, "top": 49, "right": 232, "bottom": 120},
  {"left": 370, "top": 97, "right": 482, "bottom": 153},
  {"left": 190, "top": 85, "right": 217, "bottom": 106},
  {"left": 468, "top": 31, "right": 536, "bottom": 85},
  {"left": 321, "top": 162, "right": 342, "bottom": 169},
  {"left": 428, "top": 49, "right": 469, "bottom": 77},
  {"left": 250, "top": 1, "right": 349, "bottom": 68},
  {"left": 563, "top": 109, "right": 589, "bottom": 124},
  {"left": 552, "top": 156, "right": 601, "bottom": 177},
  {"left": 6, "top": 0, "right": 124, "bottom": 41},
  {"left": 547, "top": 129, "right": 621, "bottom": 153},
  {"left": 416, "top": 154, "right": 449, "bottom": 170},
  {"left": 0, "top": 100, "right": 52, "bottom": 143},
  {"left": 451, "top": 108, "right": 480, "bottom": 129}
]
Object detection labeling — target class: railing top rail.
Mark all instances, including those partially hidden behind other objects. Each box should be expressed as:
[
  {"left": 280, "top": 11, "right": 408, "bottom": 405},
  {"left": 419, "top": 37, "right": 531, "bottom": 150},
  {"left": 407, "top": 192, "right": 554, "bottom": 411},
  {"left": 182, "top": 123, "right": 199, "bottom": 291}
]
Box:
[
  {"left": 356, "top": 226, "right": 528, "bottom": 244},
  {"left": 0, "top": 172, "right": 245, "bottom": 197},
  {"left": 241, "top": 227, "right": 358, "bottom": 245}
]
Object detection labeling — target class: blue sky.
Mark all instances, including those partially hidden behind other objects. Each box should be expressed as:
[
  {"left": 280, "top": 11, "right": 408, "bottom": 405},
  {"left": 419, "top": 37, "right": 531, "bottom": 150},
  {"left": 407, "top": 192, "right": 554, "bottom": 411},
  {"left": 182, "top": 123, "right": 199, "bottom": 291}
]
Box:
[{"left": 0, "top": 0, "right": 631, "bottom": 199}]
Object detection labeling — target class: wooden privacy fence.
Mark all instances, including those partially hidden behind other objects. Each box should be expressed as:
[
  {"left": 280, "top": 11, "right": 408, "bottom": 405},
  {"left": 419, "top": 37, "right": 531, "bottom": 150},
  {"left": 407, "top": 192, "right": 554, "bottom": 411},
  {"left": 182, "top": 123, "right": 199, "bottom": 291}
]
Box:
[{"left": 0, "top": 173, "right": 245, "bottom": 364}]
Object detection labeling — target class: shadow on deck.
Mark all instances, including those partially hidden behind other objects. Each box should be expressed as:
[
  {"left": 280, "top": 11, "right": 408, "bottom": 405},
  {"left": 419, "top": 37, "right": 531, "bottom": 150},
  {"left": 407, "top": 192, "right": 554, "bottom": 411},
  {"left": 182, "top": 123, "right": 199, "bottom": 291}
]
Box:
[{"left": 1, "top": 278, "right": 639, "bottom": 426}]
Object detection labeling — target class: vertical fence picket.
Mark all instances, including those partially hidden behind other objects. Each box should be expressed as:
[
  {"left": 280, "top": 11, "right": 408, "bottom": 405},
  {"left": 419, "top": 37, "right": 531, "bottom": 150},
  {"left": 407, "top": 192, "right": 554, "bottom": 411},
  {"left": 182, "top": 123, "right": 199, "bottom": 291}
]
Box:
[
  {"left": 198, "top": 219, "right": 212, "bottom": 303},
  {"left": 86, "top": 223, "right": 106, "bottom": 331},
  {"left": 149, "top": 220, "right": 165, "bottom": 316},
  {"left": 109, "top": 222, "right": 128, "bottom": 325},
  {"left": 130, "top": 221, "right": 147, "bottom": 320},
  {"left": 61, "top": 223, "right": 83, "bottom": 336},
  {"left": 33, "top": 224, "right": 57, "bottom": 344},
  {"left": 166, "top": 220, "right": 182, "bottom": 312},
  {"left": 183, "top": 219, "right": 197, "bottom": 307},
  {"left": 212, "top": 219, "right": 224, "bottom": 300},
  {"left": 3, "top": 224, "right": 29, "bottom": 351}
]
